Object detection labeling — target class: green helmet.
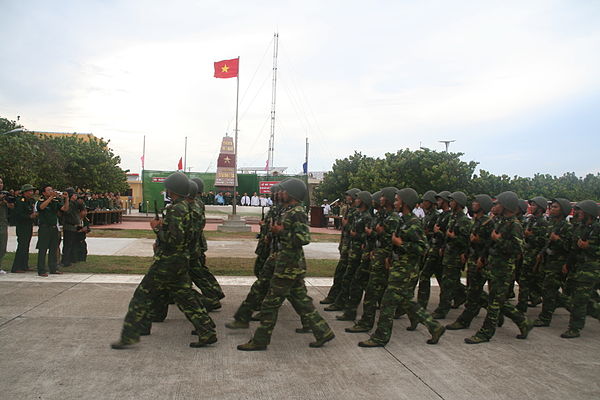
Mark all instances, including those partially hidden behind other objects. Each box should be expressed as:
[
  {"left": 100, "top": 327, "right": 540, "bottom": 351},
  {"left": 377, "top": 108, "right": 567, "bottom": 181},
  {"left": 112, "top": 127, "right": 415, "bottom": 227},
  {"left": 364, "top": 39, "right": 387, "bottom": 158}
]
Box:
[
  {"left": 187, "top": 180, "right": 198, "bottom": 198},
  {"left": 474, "top": 194, "right": 493, "bottom": 213},
  {"left": 397, "top": 188, "right": 419, "bottom": 209},
  {"left": 372, "top": 190, "right": 382, "bottom": 207},
  {"left": 449, "top": 191, "right": 467, "bottom": 208},
  {"left": 496, "top": 191, "right": 519, "bottom": 213},
  {"left": 436, "top": 190, "right": 451, "bottom": 202},
  {"left": 518, "top": 199, "right": 528, "bottom": 214},
  {"left": 281, "top": 178, "right": 307, "bottom": 201},
  {"left": 191, "top": 178, "right": 204, "bottom": 194},
  {"left": 164, "top": 171, "right": 190, "bottom": 196},
  {"left": 345, "top": 188, "right": 360, "bottom": 199},
  {"left": 381, "top": 187, "right": 399, "bottom": 205},
  {"left": 357, "top": 191, "right": 372, "bottom": 208},
  {"left": 550, "top": 198, "right": 572, "bottom": 217},
  {"left": 528, "top": 196, "right": 548, "bottom": 211},
  {"left": 20, "top": 184, "right": 35, "bottom": 192},
  {"left": 574, "top": 200, "right": 599, "bottom": 217},
  {"left": 422, "top": 190, "right": 437, "bottom": 203}
]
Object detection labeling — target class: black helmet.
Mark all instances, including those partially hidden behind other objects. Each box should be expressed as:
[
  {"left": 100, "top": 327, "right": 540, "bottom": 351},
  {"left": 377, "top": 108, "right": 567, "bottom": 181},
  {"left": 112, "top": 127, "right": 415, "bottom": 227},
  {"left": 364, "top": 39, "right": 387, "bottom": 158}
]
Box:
[
  {"left": 518, "top": 199, "right": 528, "bottom": 214},
  {"left": 187, "top": 180, "right": 198, "bottom": 198},
  {"left": 164, "top": 171, "right": 190, "bottom": 196},
  {"left": 528, "top": 196, "right": 548, "bottom": 211},
  {"left": 191, "top": 178, "right": 204, "bottom": 194},
  {"left": 449, "top": 191, "right": 467, "bottom": 208},
  {"left": 550, "top": 198, "right": 572, "bottom": 217},
  {"left": 372, "top": 190, "right": 382, "bottom": 207},
  {"left": 357, "top": 191, "right": 372, "bottom": 208},
  {"left": 436, "top": 190, "right": 451, "bottom": 202},
  {"left": 496, "top": 191, "right": 519, "bottom": 213},
  {"left": 281, "top": 178, "right": 307, "bottom": 201},
  {"left": 474, "top": 194, "right": 493, "bottom": 213},
  {"left": 397, "top": 188, "right": 419, "bottom": 209},
  {"left": 345, "top": 188, "right": 360, "bottom": 199},
  {"left": 422, "top": 190, "right": 437, "bottom": 203},
  {"left": 574, "top": 200, "right": 599, "bottom": 217},
  {"left": 381, "top": 187, "right": 399, "bottom": 205}
]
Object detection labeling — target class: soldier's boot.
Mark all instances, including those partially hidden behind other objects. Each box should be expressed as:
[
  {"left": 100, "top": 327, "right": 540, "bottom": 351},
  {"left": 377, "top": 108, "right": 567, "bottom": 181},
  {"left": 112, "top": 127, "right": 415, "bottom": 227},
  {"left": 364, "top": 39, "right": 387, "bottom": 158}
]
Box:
[
  {"left": 497, "top": 313, "right": 505, "bottom": 327},
  {"left": 189, "top": 334, "right": 218, "bottom": 348},
  {"left": 464, "top": 335, "right": 489, "bottom": 344},
  {"left": 335, "top": 312, "right": 356, "bottom": 321},
  {"left": 345, "top": 324, "right": 370, "bottom": 333},
  {"left": 139, "top": 327, "right": 151, "bottom": 336},
  {"left": 110, "top": 339, "right": 139, "bottom": 350},
  {"left": 560, "top": 329, "right": 581, "bottom": 339},
  {"left": 358, "top": 339, "right": 385, "bottom": 348},
  {"left": 431, "top": 311, "right": 447, "bottom": 320},
  {"left": 528, "top": 297, "right": 542, "bottom": 307},
  {"left": 533, "top": 318, "right": 550, "bottom": 327},
  {"left": 295, "top": 327, "right": 312, "bottom": 334},
  {"left": 516, "top": 319, "right": 534, "bottom": 339},
  {"left": 309, "top": 331, "right": 335, "bottom": 348},
  {"left": 406, "top": 315, "right": 418, "bottom": 331},
  {"left": 237, "top": 341, "right": 267, "bottom": 351},
  {"left": 206, "top": 301, "right": 222, "bottom": 312},
  {"left": 224, "top": 320, "right": 250, "bottom": 330},
  {"left": 324, "top": 304, "right": 343, "bottom": 312},
  {"left": 426, "top": 325, "right": 445, "bottom": 345},
  {"left": 446, "top": 320, "right": 468, "bottom": 330},
  {"left": 516, "top": 303, "right": 527, "bottom": 314},
  {"left": 319, "top": 296, "right": 335, "bottom": 305},
  {"left": 250, "top": 313, "right": 262, "bottom": 321},
  {"left": 394, "top": 309, "right": 405, "bottom": 320},
  {"left": 451, "top": 296, "right": 466, "bottom": 309}
]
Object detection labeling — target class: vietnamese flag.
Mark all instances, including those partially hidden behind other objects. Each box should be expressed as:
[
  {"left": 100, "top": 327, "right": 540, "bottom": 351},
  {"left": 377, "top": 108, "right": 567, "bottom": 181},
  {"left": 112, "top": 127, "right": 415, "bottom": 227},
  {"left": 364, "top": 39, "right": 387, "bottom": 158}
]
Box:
[
  {"left": 177, "top": 157, "right": 183, "bottom": 170},
  {"left": 214, "top": 58, "right": 239, "bottom": 78}
]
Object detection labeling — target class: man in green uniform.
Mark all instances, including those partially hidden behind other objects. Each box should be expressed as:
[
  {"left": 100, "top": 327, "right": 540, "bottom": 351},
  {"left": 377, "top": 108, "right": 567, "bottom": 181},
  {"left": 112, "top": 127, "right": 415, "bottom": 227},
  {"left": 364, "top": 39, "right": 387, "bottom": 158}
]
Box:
[
  {"left": 111, "top": 172, "right": 216, "bottom": 349},
  {"left": 358, "top": 188, "right": 445, "bottom": 347},
  {"left": 465, "top": 191, "right": 534, "bottom": 344},
  {"left": 238, "top": 178, "right": 334, "bottom": 351},
  {"left": 446, "top": 194, "right": 494, "bottom": 330},
  {"left": 432, "top": 191, "right": 471, "bottom": 319},
  {"left": 61, "top": 189, "right": 81, "bottom": 267},
  {"left": 533, "top": 198, "right": 573, "bottom": 327},
  {"left": 561, "top": 200, "right": 600, "bottom": 338},
  {"left": 11, "top": 184, "right": 37, "bottom": 273},
  {"left": 36, "top": 185, "right": 69, "bottom": 276},
  {"left": 0, "top": 178, "right": 15, "bottom": 272}
]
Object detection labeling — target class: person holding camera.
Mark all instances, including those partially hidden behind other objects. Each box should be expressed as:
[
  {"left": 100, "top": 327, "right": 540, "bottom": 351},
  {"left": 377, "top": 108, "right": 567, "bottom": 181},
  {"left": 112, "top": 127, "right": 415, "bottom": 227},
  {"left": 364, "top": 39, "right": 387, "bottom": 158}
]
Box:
[
  {"left": 61, "top": 189, "right": 81, "bottom": 267},
  {"left": 36, "top": 185, "right": 69, "bottom": 276},
  {"left": 11, "top": 184, "right": 38, "bottom": 273},
  {"left": 0, "top": 178, "right": 15, "bottom": 272}
]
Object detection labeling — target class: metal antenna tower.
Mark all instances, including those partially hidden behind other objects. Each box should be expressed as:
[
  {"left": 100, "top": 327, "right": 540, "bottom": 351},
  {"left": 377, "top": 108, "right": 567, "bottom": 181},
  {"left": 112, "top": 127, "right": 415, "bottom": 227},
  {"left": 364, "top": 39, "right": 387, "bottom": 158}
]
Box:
[
  {"left": 439, "top": 140, "right": 456, "bottom": 152},
  {"left": 267, "top": 32, "right": 279, "bottom": 176}
]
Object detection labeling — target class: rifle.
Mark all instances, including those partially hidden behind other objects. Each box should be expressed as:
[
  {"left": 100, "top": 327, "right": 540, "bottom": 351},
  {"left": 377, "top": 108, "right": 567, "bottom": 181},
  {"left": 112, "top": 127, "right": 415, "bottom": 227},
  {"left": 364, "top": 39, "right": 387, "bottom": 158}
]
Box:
[{"left": 154, "top": 200, "right": 160, "bottom": 220}]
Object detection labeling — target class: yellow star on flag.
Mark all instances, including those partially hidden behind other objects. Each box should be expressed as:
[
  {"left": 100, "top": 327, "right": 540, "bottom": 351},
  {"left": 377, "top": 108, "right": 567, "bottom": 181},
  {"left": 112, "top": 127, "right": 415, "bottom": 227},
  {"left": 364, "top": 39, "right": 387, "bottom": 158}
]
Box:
[{"left": 221, "top": 64, "right": 229, "bottom": 73}]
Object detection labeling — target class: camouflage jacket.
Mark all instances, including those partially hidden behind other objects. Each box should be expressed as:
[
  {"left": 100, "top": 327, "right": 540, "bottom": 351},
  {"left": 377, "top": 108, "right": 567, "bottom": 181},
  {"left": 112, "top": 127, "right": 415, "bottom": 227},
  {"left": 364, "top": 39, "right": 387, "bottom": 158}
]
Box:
[
  {"left": 488, "top": 215, "right": 524, "bottom": 259},
  {"left": 542, "top": 217, "right": 573, "bottom": 264},
  {"left": 469, "top": 214, "right": 494, "bottom": 260},
  {"left": 196, "top": 198, "right": 208, "bottom": 253},
  {"left": 350, "top": 208, "right": 373, "bottom": 246},
  {"left": 154, "top": 197, "right": 191, "bottom": 261},
  {"left": 422, "top": 209, "right": 438, "bottom": 244},
  {"left": 274, "top": 204, "right": 310, "bottom": 279},
  {"left": 364, "top": 209, "right": 382, "bottom": 252},
  {"left": 523, "top": 214, "right": 548, "bottom": 253},
  {"left": 568, "top": 220, "right": 600, "bottom": 273},
  {"left": 187, "top": 199, "right": 202, "bottom": 257},
  {"left": 431, "top": 209, "right": 451, "bottom": 249},
  {"left": 445, "top": 211, "right": 472, "bottom": 256},
  {"left": 393, "top": 212, "right": 426, "bottom": 258},
  {"left": 375, "top": 209, "right": 401, "bottom": 252}
]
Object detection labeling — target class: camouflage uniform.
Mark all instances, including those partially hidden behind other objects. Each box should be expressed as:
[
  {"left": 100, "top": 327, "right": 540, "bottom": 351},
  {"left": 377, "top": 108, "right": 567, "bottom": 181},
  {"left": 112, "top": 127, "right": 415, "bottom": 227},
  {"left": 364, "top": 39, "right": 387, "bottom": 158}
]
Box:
[
  {"left": 253, "top": 204, "right": 278, "bottom": 277},
  {"left": 518, "top": 214, "right": 548, "bottom": 312},
  {"left": 117, "top": 198, "right": 215, "bottom": 345},
  {"left": 325, "top": 205, "right": 356, "bottom": 301},
  {"left": 251, "top": 205, "right": 333, "bottom": 346},
  {"left": 433, "top": 211, "right": 471, "bottom": 317},
  {"left": 417, "top": 209, "right": 450, "bottom": 308},
  {"left": 368, "top": 212, "right": 442, "bottom": 345}
]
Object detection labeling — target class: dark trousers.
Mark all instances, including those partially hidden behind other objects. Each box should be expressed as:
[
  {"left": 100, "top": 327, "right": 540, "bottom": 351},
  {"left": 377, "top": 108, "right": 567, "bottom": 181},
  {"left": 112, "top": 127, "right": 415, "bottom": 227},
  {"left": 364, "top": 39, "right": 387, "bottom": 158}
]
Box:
[
  {"left": 12, "top": 224, "right": 33, "bottom": 272},
  {"left": 37, "top": 225, "right": 60, "bottom": 274},
  {"left": 61, "top": 230, "right": 78, "bottom": 267}
]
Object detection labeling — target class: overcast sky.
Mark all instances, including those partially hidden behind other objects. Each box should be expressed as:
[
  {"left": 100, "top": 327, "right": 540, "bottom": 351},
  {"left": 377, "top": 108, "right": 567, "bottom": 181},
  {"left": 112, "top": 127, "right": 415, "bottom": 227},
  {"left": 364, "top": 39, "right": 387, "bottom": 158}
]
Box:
[{"left": 1, "top": 0, "right": 599, "bottom": 177}]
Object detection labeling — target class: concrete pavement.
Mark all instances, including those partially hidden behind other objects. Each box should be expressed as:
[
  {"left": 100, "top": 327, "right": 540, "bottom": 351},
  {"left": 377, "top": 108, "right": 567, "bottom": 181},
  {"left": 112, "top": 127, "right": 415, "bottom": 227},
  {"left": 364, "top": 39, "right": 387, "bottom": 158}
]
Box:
[{"left": 0, "top": 274, "right": 599, "bottom": 400}]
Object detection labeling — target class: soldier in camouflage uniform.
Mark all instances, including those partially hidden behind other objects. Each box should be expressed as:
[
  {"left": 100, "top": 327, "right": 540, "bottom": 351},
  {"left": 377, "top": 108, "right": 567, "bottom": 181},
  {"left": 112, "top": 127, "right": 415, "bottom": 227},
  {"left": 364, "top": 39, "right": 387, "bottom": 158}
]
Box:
[
  {"left": 417, "top": 191, "right": 452, "bottom": 309},
  {"left": 561, "top": 200, "right": 600, "bottom": 338},
  {"left": 238, "top": 178, "right": 335, "bottom": 351},
  {"left": 446, "top": 194, "right": 494, "bottom": 330},
  {"left": 111, "top": 172, "right": 216, "bottom": 349},
  {"left": 358, "top": 188, "right": 445, "bottom": 347},
  {"left": 465, "top": 191, "right": 534, "bottom": 344},
  {"left": 432, "top": 192, "right": 471, "bottom": 319},
  {"left": 252, "top": 184, "right": 280, "bottom": 278},
  {"left": 517, "top": 197, "right": 549, "bottom": 313},
  {"left": 321, "top": 188, "right": 360, "bottom": 305},
  {"left": 533, "top": 198, "right": 573, "bottom": 327}
]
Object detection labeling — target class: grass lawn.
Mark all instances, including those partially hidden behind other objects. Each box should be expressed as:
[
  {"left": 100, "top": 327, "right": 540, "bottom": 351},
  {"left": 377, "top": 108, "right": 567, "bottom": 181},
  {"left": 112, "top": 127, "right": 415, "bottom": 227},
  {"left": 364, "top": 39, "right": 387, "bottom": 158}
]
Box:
[
  {"left": 87, "top": 229, "right": 340, "bottom": 242},
  {"left": 0, "top": 252, "right": 337, "bottom": 277}
]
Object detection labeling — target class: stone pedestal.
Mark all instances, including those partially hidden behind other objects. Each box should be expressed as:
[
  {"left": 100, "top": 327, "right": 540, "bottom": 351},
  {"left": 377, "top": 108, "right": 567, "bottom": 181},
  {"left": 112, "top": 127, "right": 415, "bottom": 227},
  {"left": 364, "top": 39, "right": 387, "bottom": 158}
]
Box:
[{"left": 217, "top": 214, "right": 252, "bottom": 232}]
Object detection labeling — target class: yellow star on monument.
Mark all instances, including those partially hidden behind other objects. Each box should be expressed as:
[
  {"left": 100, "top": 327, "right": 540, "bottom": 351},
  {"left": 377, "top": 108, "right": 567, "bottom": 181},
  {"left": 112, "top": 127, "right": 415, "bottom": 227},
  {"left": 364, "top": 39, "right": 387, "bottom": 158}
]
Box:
[
  {"left": 224, "top": 156, "right": 231, "bottom": 163},
  {"left": 221, "top": 65, "right": 229, "bottom": 73}
]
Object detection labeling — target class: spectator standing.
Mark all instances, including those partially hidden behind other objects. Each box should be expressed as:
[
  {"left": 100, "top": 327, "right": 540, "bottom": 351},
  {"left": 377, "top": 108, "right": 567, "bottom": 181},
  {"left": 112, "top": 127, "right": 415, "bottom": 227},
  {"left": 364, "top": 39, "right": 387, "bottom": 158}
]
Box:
[
  {"left": 215, "top": 192, "right": 224, "bottom": 205},
  {"left": 250, "top": 192, "right": 260, "bottom": 206},
  {"left": 321, "top": 199, "right": 331, "bottom": 227},
  {"left": 0, "top": 178, "right": 15, "bottom": 273},
  {"left": 11, "top": 184, "right": 37, "bottom": 273},
  {"left": 61, "top": 189, "right": 81, "bottom": 267},
  {"left": 240, "top": 192, "right": 250, "bottom": 206},
  {"left": 36, "top": 185, "right": 69, "bottom": 276}
]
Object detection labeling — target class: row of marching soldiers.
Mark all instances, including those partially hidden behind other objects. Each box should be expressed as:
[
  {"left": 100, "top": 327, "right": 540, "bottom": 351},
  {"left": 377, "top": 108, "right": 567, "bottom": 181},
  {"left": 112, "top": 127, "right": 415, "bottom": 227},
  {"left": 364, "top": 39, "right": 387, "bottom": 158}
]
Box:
[{"left": 316, "top": 187, "right": 598, "bottom": 346}]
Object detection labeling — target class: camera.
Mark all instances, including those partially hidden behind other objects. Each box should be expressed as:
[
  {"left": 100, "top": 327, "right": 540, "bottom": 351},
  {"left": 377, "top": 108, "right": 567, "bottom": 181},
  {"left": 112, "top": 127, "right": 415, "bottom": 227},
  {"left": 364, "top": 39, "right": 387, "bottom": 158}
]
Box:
[{"left": 0, "top": 190, "right": 16, "bottom": 203}]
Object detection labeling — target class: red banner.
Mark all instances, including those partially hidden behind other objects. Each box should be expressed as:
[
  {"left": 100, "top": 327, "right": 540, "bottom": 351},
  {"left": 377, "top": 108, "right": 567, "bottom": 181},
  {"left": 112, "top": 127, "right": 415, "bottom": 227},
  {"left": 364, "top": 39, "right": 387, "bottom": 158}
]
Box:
[{"left": 259, "top": 181, "right": 279, "bottom": 194}]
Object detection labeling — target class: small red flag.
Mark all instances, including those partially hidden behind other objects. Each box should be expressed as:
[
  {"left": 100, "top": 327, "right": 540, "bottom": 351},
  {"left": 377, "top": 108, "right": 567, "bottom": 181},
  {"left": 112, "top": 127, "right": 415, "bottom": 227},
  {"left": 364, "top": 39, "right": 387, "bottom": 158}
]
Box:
[
  {"left": 177, "top": 157, "right": 183, "bottom": 170},
  {"left": 214, "top": 58, "right": 239, "bottom": 79}
]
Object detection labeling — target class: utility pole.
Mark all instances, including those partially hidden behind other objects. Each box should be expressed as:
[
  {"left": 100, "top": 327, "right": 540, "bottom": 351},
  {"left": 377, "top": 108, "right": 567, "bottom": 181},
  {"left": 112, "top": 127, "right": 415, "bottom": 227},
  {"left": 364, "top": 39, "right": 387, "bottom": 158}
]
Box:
[
  {"left": 439, "top": 140, "right": 456, "bottom": 152},
  {"left": 267, "top": 32, "right": 279, "bottom": 178}
]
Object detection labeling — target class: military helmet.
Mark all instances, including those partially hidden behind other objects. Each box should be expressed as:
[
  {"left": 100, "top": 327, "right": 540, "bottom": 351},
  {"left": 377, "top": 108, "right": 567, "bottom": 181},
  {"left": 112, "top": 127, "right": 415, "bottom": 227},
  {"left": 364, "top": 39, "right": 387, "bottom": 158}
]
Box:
[
  {"left": 65, "top": 187, "right": 76, "bottom": 196},
  {"left": 381, "top": 187, "right": 399, "bottom": 205},
  {"left": 436, "top": 190, "right": 451, "bottom": 202},
  {"left": 528, "top": 196, "right": 548, "bottom": 211},
  {"left": 495, "top": 191, "right": 519, "bottom": 213},
  {"left": 191, "top": 178, "right": 204, "bottom": 194},
  {"left": 357, "top": 191, "right": 372, "bottom": 208},
  {"left": 372, "top": 190, "right": 382, "bottom": 207},
  {"left": 449, "top": 191, "right": 467, "bottom": 208},
  {"left": 574, "top": 200, "right": 599, "bottom": 217},
  {"left": 474, "top": 194, "right": 493, "bottom": 213},
  {"left": 422, "top": 190, "right": 437, "bottom": 203},
  {"left": 20, "top": 184, "right": 35, "bottom": 192},
  {"left": 164, "top": 171, "right": 190, "bottom": 196},
  {"left": 550, "top": 197, "right": 572, "bottom": 217},
  {"left": 281, "top": 178, "right": 307, "bottom": 201},
  {"left": 397, "top": 188, "right": 419, "bottom": 209},
  {"left": 187, "top": 180, "right": 198, "bottom": 198},
  {"left": 345, "top": 188, "right": 360, "bottom": 199},
  {"left": 270, "top": 183, "right": 280, "bottom": 193},
  {"left": 518, "top": 199, "right": 528, "bottom": 214}
]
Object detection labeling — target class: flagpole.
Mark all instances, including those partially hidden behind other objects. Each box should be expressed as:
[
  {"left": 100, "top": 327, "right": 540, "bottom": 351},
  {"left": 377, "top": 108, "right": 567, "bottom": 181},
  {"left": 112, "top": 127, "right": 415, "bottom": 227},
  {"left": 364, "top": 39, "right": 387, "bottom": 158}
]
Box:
[
  {"left": 184, "top": 136, "right": 188, "bottom": 174},
  {"left": 233, "top": 56, "right": 240, "bottom": 216},
  {"left": 141, "top": 135, "right": 146, "bottom": 213}
]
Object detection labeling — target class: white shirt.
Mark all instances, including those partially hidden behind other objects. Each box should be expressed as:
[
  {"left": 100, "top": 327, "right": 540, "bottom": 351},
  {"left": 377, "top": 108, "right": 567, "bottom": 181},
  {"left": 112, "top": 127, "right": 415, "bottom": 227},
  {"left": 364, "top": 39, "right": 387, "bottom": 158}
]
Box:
[
  {"left": 240, "top": 195, "right": 250, "bottom": 206},
  {"left": 413, "top": 206, "right": 425, "bottom": 219},
  {"left": 321, "top": 204, "right": 331, "bottom": 215},
  {"left": 250, "top": 195, "right": 260, "bottom": 206},
  {"left": 259, "top": 197, "right": 268, "bottom": 207}
]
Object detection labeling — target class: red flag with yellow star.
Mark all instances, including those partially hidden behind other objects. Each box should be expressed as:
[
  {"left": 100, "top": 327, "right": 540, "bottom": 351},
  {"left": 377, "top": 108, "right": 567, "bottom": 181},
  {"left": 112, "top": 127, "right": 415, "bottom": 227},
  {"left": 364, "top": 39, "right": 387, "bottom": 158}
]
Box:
[{"left": 214, "top": 58, "right": 239, "bottom": 78}]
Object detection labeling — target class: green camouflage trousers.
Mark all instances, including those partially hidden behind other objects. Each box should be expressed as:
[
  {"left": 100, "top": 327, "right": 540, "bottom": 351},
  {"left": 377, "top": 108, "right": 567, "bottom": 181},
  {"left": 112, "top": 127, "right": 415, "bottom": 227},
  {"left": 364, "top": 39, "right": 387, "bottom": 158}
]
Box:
[
  {"left": 343, "top": 251, "right": 372, "bottom": 317},
  {"left": 435, "top": 253, "right": 466, "bottom": 315},
  {"left": 537, "top": 264, "right": 567, "bottom": 324},
  {"left": 326, "top": 238, "right": 350, "bottom": 299},
  {"left": 517, "top": 250, "right": 543, "bottom": 312},
  {"left": 119, "top": 259, "right": 215, "bottom": 344},
  {"left": 417, "top": 248, "right": 443, "bottom": 309},
  {"left": 355, "top": 248, "right": 389, "bottom": 329},
  {"left": 189, "top": 252, "right": 225, "bottom": 305},
  {"left": 370, "top": 255, "right": 440, "bottom": 345},
  {"left": 333, "top": 243, "right": 363, "bottom": 308},
  {"left": 454, "top": 259, "right": 488, "bottom": 327},
  {"left": 253, "top": 240, "right": 270, "bottom": 277},
  {"left": 252, "top": 276, "right": 332, "bottom": 346},
  {"left": 567, "top": 268, "right": 600, "bottom": 331}
]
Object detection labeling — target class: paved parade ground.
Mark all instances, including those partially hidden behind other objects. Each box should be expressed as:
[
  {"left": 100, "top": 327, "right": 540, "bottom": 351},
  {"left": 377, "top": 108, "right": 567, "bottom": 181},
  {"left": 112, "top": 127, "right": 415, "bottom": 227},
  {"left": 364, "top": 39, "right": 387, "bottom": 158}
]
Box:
[{"left": 1, "top": 274, "right": 599, "bottom": 400}]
